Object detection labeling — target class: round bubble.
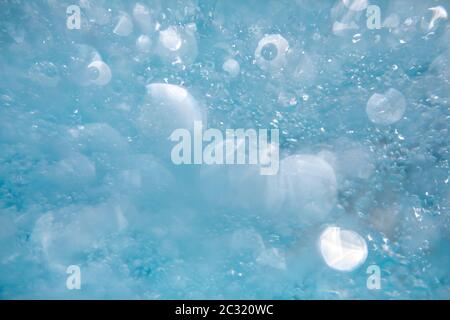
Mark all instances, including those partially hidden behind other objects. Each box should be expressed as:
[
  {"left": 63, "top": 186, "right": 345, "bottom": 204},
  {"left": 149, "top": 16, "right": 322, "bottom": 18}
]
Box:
[
  {"left": 87, "top": 60, "right": 112, "bottom": 86},
  {"left": 366, "top": 88, "right": 406, "bottom": 125},
  {"left": 42, "top": 153, "right": 96, "bottom": 191},
  {"left": 222, "top": 58, "right": 240, "bottom": 77},
  {"left": 136, "top": 35, "right": 152, "bottom": 53},
  {"left": 342, "top": 0, "right": 368, "bottom": 11},
  {"left": 113, "top": 12, "right": 133, "bottom": 37},
  {"left": 266, "top": 154, "right": 337, "bottom": 225},
  {"left": 254, "top": 34, "right": 289, "bottom": 73},
  {"left": 319, "top": 226, "right": 368, "bottom": 271},
  {"left": 156, "top": 25, "right": 198, "bottom": 65},
  {"left": 138, "top": 83, "right": 204, "bottom": 140}
]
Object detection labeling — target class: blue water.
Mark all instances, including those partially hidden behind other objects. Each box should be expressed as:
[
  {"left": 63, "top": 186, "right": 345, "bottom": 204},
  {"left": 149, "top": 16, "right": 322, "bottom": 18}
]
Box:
[{"left": 0, "top": 0, "right": 449, "bottom": 299}]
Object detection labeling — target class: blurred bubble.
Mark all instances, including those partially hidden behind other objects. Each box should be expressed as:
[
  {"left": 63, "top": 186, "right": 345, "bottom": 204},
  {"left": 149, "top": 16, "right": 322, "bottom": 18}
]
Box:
[
  {"left": 427, "top": 6, "right": 448, "bottom": 31},
  {"left": 133, "top": 3, "right": 153, "bottom": 33},
  {"left": 366, "top": 88, "right": 406, "bottom": 125},
  {"left": 156, "top": 25, "right": 198, "bottom": 65},
  {"left": 266, "top": 154, "right": 337, "bottom": 226},
  {"left": 87, "top": 60, "right": 112, "bottom": 86},
  {"left": 138, "top": 83, "right": 204, "bottom": 142},
  {"left": 67, "top": 44, "right": 103, "bottom": 86},
  {"left": 113, "top": 12, "right": 133, "bottom": 37},
  {"left": 222, "top": 58, "right": 240, "bottom": 77}
]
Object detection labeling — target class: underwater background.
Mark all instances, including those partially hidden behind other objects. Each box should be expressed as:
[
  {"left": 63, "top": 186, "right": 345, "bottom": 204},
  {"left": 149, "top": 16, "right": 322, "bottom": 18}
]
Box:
[{"left": 0, "top": 0, "right": 449, "bottom": 299}]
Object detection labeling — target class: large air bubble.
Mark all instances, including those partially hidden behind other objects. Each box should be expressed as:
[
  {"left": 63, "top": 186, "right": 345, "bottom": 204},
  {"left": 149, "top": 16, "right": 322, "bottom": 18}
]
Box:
[
  {"left": 319, "top": 226, "right": 368, "bottom": 271},
  {"left": 366, "top": 88, "right": 406, "bottom": 125}
]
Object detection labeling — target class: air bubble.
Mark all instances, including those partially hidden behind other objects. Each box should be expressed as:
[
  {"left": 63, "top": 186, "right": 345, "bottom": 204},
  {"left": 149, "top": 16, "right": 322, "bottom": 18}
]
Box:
[
  {"left": 261, "top": 43, "right": 278, "bottom": 61},
  {"left": 113, "top": 12, "right": 133, "bottom": 37},
  {"left": 87, "top": 60, "right": 112, "bottom": 86},
  {"left": 366, "top": 88, "right": 406, "bottom": 125},
  {"left": 342, "top": 0, "right": 368, "bottom": 11},
  {"left": 319, "top": 226, "right": 368, "bottom": 272},
  {"left": 156, "top": 25, "right": 198, "bottom": 65}
]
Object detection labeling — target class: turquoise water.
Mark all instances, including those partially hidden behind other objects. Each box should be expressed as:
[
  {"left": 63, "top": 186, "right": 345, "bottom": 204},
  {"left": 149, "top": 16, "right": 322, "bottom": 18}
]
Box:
[{"left": 0, "top": 0, "right": 449, "bottom": 299}]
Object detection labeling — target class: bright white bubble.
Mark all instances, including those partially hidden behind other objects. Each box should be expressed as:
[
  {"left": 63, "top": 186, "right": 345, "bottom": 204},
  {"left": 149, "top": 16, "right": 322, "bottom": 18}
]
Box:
[{"left": 319, "top": 226, "right": 368, "bottom": 271}]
